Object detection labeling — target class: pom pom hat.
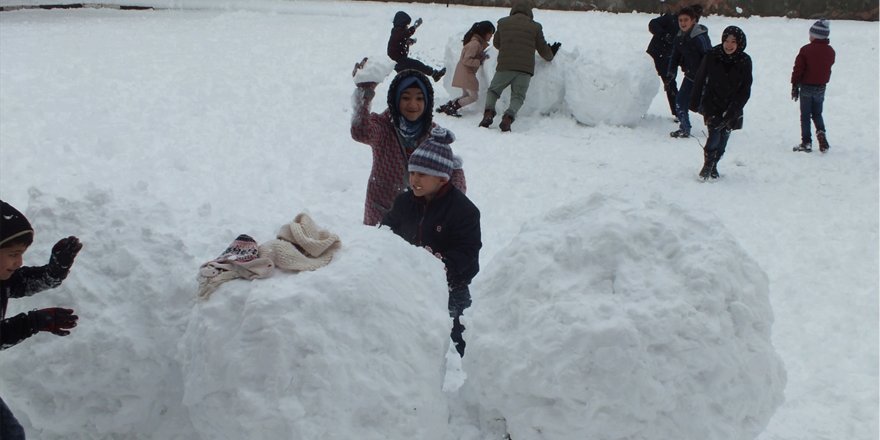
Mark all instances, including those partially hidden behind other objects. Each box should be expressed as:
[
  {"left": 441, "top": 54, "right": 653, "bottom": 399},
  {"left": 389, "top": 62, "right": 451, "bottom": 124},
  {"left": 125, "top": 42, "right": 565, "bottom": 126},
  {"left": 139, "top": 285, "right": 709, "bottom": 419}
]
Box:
[{"left": 408, "top": 127, "right": 456, "bottom": 180}]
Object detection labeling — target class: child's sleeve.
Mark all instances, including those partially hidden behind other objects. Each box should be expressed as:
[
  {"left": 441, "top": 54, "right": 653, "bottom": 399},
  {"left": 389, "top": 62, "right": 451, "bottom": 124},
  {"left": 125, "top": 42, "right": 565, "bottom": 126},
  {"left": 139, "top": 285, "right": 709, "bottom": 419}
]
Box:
[
  {"left": 460, "top": 41, "right": 483, "bottom": 69},
  {"left": 4, "top": 265, "right": 65, "bottom": 299},
  {"left": 790, "top": 49, "right": 806, "bottom": 84},
  {"left": 0, "top": 313, "right": 38, "bottom": 351},
  {"left": 350, "top": 84, "right": 384, "bottom": 146},
  {"left": 443, "top": 206, "right": 481, "bottom": 289}
]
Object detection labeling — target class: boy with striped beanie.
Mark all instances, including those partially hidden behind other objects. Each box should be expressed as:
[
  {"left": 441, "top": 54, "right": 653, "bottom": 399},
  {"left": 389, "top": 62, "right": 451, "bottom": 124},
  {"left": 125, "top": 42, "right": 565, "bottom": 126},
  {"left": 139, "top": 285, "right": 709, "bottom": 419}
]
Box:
[
  {"left": 382, "top": 127, "right": 482, "bottom": 358},
  {"left": 791, "top": 19, "right": 835, "bottom": 153}
]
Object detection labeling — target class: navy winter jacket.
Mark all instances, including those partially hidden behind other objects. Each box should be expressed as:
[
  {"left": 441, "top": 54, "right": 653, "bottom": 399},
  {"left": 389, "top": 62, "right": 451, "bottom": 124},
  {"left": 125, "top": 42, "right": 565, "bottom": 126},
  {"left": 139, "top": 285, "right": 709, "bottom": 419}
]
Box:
[
  {"left": 1, "top": 265, "right": 66, "bottom": 350},
  {"left": 668, "top": 24, "right": 711, "bottom": 79},
  {"left": 690, "top": 45, "right": 753, "bottom": 131},
  {"left": 382, "top": 184, "right": 481, "bottom": 289}
]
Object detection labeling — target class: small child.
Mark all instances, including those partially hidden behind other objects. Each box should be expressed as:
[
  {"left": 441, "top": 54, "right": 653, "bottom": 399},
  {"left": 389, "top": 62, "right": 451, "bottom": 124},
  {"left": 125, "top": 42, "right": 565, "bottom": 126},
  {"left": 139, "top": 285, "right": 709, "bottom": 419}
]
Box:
[
  {"left": 387, "top": 11, "right": 446, "bottom": 82},
  {"left": 0, "top": 200, "right": 82, "bottom": 438},
  {"left": 791, "top": 19, "right": 835, "bottom": 153},
  {"left": 382, "top": 128, "right": 481, "bottom": 357},
  {"left": 437, "top": 20, "right": 495, "bottom": 117}
]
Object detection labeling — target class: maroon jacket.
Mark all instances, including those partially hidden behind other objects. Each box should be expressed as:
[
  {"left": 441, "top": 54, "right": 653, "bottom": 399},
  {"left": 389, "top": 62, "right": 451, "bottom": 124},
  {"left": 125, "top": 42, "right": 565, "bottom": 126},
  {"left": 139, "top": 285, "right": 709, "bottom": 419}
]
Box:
[
  {"left": 791, "top": 39, "right": 835, "bottom": 86},
  {"left": 351, "top": 85, "right": 466, "bottom": 226}
]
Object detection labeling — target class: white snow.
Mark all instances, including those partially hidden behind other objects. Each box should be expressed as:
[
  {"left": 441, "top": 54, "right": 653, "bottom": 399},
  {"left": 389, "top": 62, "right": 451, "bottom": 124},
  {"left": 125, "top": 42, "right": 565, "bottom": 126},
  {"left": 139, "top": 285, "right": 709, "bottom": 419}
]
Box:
[{"left": 0, "top": 2, "right": 877, "bottom": 440}]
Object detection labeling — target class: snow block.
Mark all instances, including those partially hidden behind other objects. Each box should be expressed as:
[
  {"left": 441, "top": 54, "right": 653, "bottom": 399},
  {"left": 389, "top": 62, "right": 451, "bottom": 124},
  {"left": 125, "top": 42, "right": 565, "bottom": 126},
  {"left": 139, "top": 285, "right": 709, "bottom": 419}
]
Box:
[
  {"left": 469, "top": 193, "right": 786, "bottom": 440},
  {"left": 179, "top": 225, "right": 452, "bottom": 440}
]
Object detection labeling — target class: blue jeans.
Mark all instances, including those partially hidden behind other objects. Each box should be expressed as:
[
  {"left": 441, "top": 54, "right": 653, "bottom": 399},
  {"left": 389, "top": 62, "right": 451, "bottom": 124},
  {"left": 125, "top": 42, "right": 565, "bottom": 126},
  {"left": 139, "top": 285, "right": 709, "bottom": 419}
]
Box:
[
  {"left": 1, "top": 396, "right": 26, "bottom": 440},
  {"left": 675, "top": 77, "right": 694, "bottom": 133},
  {"left": 799, "top": 85, "right": 826, "bottom": 144},
  {"left": 705, "top": 126, "right": 731, "bottom": 154}
]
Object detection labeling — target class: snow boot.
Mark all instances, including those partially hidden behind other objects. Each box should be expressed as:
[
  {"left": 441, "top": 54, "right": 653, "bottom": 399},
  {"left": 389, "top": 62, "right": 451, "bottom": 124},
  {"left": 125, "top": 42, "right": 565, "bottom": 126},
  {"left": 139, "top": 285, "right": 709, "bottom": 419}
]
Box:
[
  {"left": 793, "top": 142, "right": 812, "bottom": 152},
  {"left": 431, "top": 67, "right": 446, "bottom": 83},
  {"left": 479, "top": 109, "right": 496, "bottom": 128},
  {"left": 451, "top": 316, "right": 466, "bottom": 358},
  {"left": 499, "top": 114, "right": 515, "bottom": 132},
  {"left": 699, "top": 150, "right": 713, "bottom": 180},
  {"left": 437, "top": 99, "right": 462, "bottom": 117},
  {"left": 817, "top": 130, "right": 830, "bottom": 153},
  {"left": 710, "top": 150, "right": 723, "bottom": 179},
  {"left": 670, "top": 128, "right": 690, "bottom": 138}
]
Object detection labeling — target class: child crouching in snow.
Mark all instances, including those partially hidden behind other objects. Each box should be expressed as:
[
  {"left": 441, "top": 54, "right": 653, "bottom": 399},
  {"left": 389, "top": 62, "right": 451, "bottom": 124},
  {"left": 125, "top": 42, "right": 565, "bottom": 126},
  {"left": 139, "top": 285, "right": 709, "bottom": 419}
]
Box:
[
  {"left": 0, "top": 200, "right": 83, "bottom": 438},
  {"left": 351, "top": 62, "right": 467, "bottom": 226},
  {"left": 437, "top": 20, "right": 495, "bottom": 117},
  {"left": 381, "top": 128, "right": 481, "bottom": 357}
]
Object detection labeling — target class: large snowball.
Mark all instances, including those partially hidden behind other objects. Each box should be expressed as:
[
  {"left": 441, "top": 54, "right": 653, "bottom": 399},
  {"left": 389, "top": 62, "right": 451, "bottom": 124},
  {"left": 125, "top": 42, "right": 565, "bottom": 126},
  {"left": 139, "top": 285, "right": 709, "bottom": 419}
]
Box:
[
  {"left": 178, "top": 226, "right": 452, "bottom": 440},
  {"left": 468, "top": 193, "right": 786, "bottom": 440},
  {"left": 440, "top": 39, "right": 656, "bottom": 125}
]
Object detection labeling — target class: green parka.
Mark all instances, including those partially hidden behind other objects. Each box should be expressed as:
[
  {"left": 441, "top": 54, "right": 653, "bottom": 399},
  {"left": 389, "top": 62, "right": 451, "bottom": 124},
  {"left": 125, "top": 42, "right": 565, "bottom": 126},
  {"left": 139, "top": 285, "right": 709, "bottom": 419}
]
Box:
[{"left": 493, "top": 0, "right": 555, "bottom": 75}]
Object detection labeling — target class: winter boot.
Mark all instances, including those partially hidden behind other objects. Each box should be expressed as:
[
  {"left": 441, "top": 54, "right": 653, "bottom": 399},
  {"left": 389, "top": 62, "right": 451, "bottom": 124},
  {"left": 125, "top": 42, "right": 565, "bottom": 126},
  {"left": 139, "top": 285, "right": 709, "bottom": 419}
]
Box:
[
  {"left": 431, "top": 67, "right": 446, "bottom": 83},
  {"left": 670, "top": 128, "right": 690, "bottom": 138},
  {"left": 445, "top": 100, "right": 462, "bottom": 117},
  {"left": 479, "top": 109, "right": 496, "bottom": 128},
  {"left": 499, "top": 114, "right": 515, "bottom": 132},
  {"left": 710, "top": 150, "right": 723, "bottom": 179},
  {"left": 817, "top": 130, "right": 830, "bottom": 153},
  {"left": 451, "top": 316, "right": 466, "bottom": 358},
  {"left": 793, "top": 142, "right": 812, "bottom": 153},
  {"left": 698, "top": 150, "right": 713, "bottom": 180}
]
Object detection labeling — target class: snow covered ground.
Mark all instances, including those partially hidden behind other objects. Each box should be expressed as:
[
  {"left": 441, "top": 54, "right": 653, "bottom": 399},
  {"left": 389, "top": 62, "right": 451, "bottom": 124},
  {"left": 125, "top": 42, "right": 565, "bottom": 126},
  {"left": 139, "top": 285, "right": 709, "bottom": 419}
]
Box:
[{"left": 0, "top": 1, "right": 877, "bottom": 439}]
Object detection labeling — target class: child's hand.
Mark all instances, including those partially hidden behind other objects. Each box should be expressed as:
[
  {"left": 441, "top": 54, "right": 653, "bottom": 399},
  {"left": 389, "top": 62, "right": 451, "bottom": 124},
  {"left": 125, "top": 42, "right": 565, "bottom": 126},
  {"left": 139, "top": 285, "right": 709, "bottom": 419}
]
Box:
[
  {"left": 791, "top": 84, "right": 799, "bottom": 102},
  {"left": 28, "top": 307, "right": 78, "bottom": 336},
  {"left": 49, "top": 236, "right": 82, "bottom": 271},
  {"left": 413, "top": 17, "right": 423, "bottom": 28},
  {"left": 407, "top": 37, "right": 417, "bottom": 46}
]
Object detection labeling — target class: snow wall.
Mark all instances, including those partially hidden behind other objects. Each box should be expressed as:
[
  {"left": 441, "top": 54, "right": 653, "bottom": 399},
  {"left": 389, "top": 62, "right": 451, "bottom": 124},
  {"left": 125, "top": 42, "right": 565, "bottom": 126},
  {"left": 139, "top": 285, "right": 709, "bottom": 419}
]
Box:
[
  {"left": 468, "top": 193, "right": 788, "bottom": 440},
  {"left": 441, "top": 37, "right": 658, "bottom": 127}
]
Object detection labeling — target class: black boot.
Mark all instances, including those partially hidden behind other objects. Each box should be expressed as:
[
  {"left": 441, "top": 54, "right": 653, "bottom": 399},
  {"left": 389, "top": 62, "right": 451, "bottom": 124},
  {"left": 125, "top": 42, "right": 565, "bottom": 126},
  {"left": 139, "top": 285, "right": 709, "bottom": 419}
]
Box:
[
  {"left": 436, "top": 100, "right": 455, "bottom": 115},
  {"left": 699, "top": 149, "right": 713, "bottom": 180},
  {"left": 710, "top": 150, "right": 723, "bottom": 179},
  {"left": 499, "top": 114, "right": 515, "bottom": 132},
  {"left": 444, "top": 100, "right": 462, "bottom": 117},
  {"left": 479, "top": 109, "right": 496, "bottom": 128}
]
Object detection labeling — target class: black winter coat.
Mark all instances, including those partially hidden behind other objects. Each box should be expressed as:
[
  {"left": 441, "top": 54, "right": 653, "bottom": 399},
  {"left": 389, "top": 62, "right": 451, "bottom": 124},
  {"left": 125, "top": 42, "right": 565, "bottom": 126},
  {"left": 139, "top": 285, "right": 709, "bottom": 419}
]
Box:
[
  {"left": 382, "top": 185, "right": 481, "bottom": 289},
  {"left": 668, "top": 24, "right": 711, "bottom": 79},
  {"left": 690, "top": 45, "right": 753, "bottom": 130},
  {"left": 1, "top": 265, "right": 65, "bottom": 350},
  {"left": 387, "top": 25, "right": 416, "bottom": 62},
  {"left": 646, "top": 14, "right": 678, "bottom": 60}
]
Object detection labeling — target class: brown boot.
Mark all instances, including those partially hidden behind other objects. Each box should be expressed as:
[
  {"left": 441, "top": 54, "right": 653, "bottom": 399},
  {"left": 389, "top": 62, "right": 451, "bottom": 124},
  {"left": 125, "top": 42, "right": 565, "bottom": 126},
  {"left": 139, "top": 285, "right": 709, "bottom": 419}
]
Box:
[
  {"left": 479, "top": 109, "right": 496, "bottom": 128},
  {"left": 499, "top": 114, "right": 515, "bottom": 132}
]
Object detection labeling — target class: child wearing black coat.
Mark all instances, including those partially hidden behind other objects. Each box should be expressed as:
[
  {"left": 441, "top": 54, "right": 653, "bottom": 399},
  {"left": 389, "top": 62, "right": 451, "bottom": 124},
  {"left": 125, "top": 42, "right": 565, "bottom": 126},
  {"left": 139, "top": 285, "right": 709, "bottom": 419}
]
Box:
[
  {"left": 387, "top": 11, "right": 446, "bottom": 82},
  {"left": 0, "top": 200, "right": 83, "bottom": 438},
  {"left": 690, "top": 26, "right": 753, "bottom": 180},
  {"left": 667, "top": 5, "right": 711, "bottom": 138},
  {"left": 382, "top": 127, "right": 481, "bottom": 357}
]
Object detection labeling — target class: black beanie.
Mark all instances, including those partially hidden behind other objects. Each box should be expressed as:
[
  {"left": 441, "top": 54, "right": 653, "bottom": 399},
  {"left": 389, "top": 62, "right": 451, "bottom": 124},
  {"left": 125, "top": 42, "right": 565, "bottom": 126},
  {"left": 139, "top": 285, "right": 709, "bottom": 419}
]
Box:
[{"left": 0, "top": 200, "right": 34, "bottom": 247}]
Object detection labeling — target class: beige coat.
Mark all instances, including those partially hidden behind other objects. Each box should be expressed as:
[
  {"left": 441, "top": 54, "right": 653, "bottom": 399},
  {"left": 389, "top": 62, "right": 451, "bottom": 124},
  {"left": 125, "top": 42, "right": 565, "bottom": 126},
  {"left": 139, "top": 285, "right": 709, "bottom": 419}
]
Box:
[{"left": 451, "top": 35, "right": 489, "bottom": 90}]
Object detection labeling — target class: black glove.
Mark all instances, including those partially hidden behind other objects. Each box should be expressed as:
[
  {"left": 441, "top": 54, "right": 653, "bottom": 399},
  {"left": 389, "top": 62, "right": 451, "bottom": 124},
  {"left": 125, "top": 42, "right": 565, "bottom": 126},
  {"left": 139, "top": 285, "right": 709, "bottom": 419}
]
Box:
[
  {"left": 49, "top": 236, "right": 82, "bottom": 275},
  {"left": 407, "top": 37, "right": 417, "bottom": 46},
  {"left": 448, "top": 285, "right": 472, "bottom": 318},
  {"left": 791, "top": 84, "right": 799, "bottom": 102},
  {"left": 28, "top": 308, "right": 78, "bottom": 336},
  {"left": 550, "top": 42, "right": 561, "bottom": 55},
  {"left": 413, "top": 17, "right": 423, "bottom": 28}
]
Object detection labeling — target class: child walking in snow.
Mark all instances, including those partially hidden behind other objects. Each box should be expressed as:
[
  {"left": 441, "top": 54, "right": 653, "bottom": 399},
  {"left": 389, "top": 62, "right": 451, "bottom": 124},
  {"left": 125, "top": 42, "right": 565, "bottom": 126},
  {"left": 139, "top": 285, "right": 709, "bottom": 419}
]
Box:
[
  {"left": 387, "top": 11, "right": 446, "bottom": 82},
  {"left": 381, "top": 128, "right": 482, "bottom": 358},
  {"left": 646, "top": 2, "right": 680, "bottom": 121},
  {"left": 351, "top": 64, "right": 467, "bottom": 226},
  {"left": 667, "top": 5, "right": 711, "bottom": 139},
  {"left": 791, "top": 19, "right": 835, "bottom": 153},
  {"left": 436, "top": 21, "right": 495, "bottom": 118},
  {"left": 690, "top": 26, "right": 753, "bottom": 180},
  {"left": 0, "top": 200, "right": 83, "bottom": 438}
]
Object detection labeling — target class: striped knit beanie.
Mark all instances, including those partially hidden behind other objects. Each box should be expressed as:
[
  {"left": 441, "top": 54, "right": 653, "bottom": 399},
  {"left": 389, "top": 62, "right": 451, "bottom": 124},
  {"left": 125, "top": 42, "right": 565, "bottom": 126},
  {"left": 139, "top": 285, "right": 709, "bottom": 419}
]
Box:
[
  {"left": 810, "top": 19, "right": 830, "bottom": 40},
  {"left": 0, "top": 200, "right": 34, "bottom": 248},
  {"left": 409, "top": 127, "right": 455, "bottom": 180}
]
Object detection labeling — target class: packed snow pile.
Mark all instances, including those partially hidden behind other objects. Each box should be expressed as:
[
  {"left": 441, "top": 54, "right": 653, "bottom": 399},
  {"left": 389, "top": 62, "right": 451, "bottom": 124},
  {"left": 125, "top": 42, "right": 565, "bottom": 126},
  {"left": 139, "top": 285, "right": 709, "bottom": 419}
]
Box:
[
  {"left": 0, "top": 189, "right": 453, "bottom": 440},
  {"left": 441, "top": 39, "right": 656, "bottom": 126},
  {"left": 468, "top": 193, "right": 787, "bottom": 440}
]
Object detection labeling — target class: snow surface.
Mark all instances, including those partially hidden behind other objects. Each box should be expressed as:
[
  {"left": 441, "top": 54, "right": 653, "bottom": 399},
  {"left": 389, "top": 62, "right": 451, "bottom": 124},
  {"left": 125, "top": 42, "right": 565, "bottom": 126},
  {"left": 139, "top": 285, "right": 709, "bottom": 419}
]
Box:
[{"left": 0, "top": 2, "right": 877, "bottom": 440}]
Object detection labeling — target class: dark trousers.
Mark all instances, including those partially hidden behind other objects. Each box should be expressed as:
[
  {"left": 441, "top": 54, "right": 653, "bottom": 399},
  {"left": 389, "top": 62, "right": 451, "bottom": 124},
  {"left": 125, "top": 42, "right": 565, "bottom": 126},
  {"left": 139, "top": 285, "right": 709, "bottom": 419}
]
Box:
[
  {"left": 705, "top": 126, "right": 732, "bottom": 154},
  {"left": 394, "top": 57, "right": 435, "bottom": 76},
  {"left": 1, "top": 396, "right": 26, "bottom": 440},
  {"left": 675, "top": 77, "right": 694, "bottom": 133},
  {"left": 653, "top": 56, "right": 678, "bottom": 117},
  {"left": 450, "top": 315, "right": 466, "bottom": 358},
  {"left": 799, "top": 84, "right": 826, "bottom": 144}
]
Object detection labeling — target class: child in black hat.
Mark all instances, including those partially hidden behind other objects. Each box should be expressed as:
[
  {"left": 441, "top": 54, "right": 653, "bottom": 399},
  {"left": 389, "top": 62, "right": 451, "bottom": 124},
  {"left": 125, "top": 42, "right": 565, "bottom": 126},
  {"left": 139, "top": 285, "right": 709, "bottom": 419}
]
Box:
[
  {"left": 381, "top": 128, "right": 481, "bottom": 357},
  {"left": 0, "top": 200, "right": 83, "bottom": 438},
  {"left": 387, "top": 11, "right": 446, "bottom": 82}
]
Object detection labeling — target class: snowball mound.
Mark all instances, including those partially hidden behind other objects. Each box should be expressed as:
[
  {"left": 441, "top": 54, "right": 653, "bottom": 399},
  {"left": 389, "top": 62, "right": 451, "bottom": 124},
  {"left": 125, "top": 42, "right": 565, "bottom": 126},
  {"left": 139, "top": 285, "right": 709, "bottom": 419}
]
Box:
[
  {"left": 468, "top": 193, "right": 786, "bottom": 440},
  {"left": 440, "top": 39, "right": 656, "bottom": 125}
]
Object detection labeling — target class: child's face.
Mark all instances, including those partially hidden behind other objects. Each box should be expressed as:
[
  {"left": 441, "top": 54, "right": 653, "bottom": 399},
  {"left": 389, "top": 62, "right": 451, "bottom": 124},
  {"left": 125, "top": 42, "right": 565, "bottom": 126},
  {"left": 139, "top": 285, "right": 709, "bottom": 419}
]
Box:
[
  {"left": 722, "top": 35, "right": 738, "bottom": 55},
  {"left": 678, "top": 14, "right": 695, "bottom": 33},
  {"left": 0, "top": 243, "right": 28, "bottom": 281},
  {"left": 399, "top": 87, "right": 426, "bottom": 122},
  {"left": 409, "top": 172, "right": 448, "bottom": 199}
]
